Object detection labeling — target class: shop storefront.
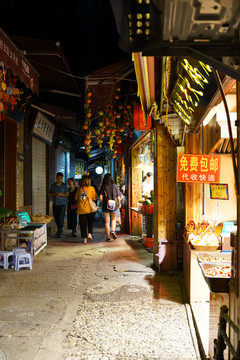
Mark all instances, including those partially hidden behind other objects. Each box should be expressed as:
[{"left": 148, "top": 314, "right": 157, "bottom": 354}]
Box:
[
  {"left": 179, "top": 80, "right": 237, "bottom": 358},
  {"left": 131, "top": 48, "right": 240, "bottom": 358},
  {"left": 129, "top": 130, "right": 154, "bottom": 245},
  {"left": 31, "top": 110, "right": 56, "bottom": 215},
  {"left": 0, "top": 29, "right": 39, "bottom": 212}
]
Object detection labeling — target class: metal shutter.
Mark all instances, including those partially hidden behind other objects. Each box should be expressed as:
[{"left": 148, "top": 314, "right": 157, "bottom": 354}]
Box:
[
  {"left": 32, "top": 137, "right": 47, "bottom": 214},
  {"left": 56, "top": 148, "right": 66, "bottom": 182}
]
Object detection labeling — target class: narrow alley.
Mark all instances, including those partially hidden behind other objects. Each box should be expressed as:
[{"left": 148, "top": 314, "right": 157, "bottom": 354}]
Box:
[{"left": 0, "top": 221, "right": 201, "bottom": 360}]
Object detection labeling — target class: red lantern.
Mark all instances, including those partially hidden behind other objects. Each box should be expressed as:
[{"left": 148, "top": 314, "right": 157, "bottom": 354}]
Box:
[
  {"left": 133, "top": 104, "right": 152, "bottom": 131},
  {"left": 115, "top": 142, "right": 124, "bottom": 155}
]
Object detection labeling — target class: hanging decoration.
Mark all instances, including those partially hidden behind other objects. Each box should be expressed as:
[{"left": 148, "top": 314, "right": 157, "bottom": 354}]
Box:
[
  {"left": 0, "top": 63, "right": 33, "bottom": 122},
  {"left": 83, "top": 90, "right": 93, "bottom": 157},
  {"left": 93, "top": 88, "right": 134, "bottom": 158}
]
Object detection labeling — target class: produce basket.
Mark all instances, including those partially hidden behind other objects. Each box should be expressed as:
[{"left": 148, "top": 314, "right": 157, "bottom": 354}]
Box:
[
  {"left": 191, "top": 244, "right": 220, "bottom": 251},
  {"left": 199, "top": 262, "right": 231, "bottom": 293},
  {"left": 142, "top": 204, "right": 154, "bottom": 214},
  {"left": 31, "top": 215, "right": 53, "bottom": 224}
]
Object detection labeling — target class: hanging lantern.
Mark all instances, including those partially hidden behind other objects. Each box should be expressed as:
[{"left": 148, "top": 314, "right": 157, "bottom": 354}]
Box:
[
  {"left": 115, "top": 142, "right": 124, "bottom": 155},
  {"left": 133, "top": 103, "right": 152, "bottom": 131}
]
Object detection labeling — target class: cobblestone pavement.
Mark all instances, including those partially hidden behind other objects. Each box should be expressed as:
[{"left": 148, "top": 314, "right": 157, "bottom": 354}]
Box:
[{"left": 0, "top": 221, "right": 201, "bottom": 360}]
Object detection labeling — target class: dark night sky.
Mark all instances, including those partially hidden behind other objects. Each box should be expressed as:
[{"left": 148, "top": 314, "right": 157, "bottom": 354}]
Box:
[{"left": 1, "top": 0, "right": 130, "bottom": 75}]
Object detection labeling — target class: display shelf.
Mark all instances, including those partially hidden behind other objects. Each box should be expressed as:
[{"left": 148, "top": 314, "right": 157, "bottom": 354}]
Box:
[
  {"left": 199, "top": 262, "right": 231, "bottom": 293},
  {"left": 0, "top": 223, "right": 47, "bottom": 260}
]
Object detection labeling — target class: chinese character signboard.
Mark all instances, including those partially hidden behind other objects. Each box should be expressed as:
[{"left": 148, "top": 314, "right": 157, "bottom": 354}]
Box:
[
  {"left": 177, "top": 154, "right": 220, "bottom": 183},
  {"left": 32, "top": 111, "right": 55, "bottom": 145},
  {"left": 170, "top": 57, "right": 218, "bottom": 129},
  {"left": 210, "top": 184, "right": 229, "bottom": 200}
]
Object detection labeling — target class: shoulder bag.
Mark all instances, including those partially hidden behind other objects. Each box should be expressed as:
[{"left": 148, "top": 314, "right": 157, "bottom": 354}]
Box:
[
  {"left": 104, "top": 190, "right": 116, "bottom": 210},
  {"left": 82, "top": 188, "right": 98, "bottom": 213},
  {"left": 88, "top": 198, "right": 98, "bottom": 213}
]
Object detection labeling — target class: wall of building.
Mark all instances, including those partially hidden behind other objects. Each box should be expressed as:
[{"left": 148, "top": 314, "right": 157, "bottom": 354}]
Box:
[{"left": 204, "top": 154, "right": 237, "bottom": 222}]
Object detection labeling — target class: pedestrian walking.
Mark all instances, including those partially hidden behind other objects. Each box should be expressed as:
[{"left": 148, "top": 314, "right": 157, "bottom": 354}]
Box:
[
  {"left": 67, "top": 178, "right": 78, "bottom": 237},
  {"left": 49, "top": 172, "right": 69, "bottom": 238},
  {"left": 99, "top": 173, "right": 121, "bottom": 241},
  {"left": 75, "top": 174, "right": 98, "bottom": 244}
]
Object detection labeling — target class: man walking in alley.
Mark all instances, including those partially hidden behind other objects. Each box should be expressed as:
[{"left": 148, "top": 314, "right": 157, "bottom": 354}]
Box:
[{"left": 49, "top": 172, "right": 69, "bottom": 237}]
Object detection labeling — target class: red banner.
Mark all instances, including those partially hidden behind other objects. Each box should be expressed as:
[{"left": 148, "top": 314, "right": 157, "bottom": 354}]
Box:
[{"left": 177, "top": 154, "right": 220, "bottom": 183}]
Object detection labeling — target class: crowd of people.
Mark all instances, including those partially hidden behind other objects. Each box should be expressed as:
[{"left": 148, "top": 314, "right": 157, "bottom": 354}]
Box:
[{"left": 49, "top": 172, "right": 125, "bottom": 243}]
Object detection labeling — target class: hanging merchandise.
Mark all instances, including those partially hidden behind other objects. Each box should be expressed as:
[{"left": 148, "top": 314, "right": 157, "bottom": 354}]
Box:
[
  {"left": 133, "top": 103, "right": 152, "bottom": 131},
  {"left": 115, "top": 142, "right": 124, "bottom": 155}
]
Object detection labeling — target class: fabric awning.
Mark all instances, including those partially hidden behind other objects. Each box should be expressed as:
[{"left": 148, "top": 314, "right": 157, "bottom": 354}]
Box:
[{"left": 0, "top": 28, "right": 39, "bottom": 94}]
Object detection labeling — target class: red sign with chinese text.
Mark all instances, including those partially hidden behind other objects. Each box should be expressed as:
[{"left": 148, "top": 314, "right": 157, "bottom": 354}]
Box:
[{"left": 177, "top": 154, "right": 220, "bottom": 183}]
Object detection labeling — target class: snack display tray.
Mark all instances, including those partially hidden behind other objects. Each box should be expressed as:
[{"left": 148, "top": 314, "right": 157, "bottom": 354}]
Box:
[
  {"left": 199, "top": 262, "right": 231, "bottom": 293},
  {"left": 196, "top": 251, "right": 231, "bottom": 264}
]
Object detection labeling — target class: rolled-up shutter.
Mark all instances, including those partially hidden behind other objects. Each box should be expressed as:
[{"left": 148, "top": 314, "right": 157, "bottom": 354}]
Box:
[
  {"left": 56, "top": 148, "right": 66, "bottom": 182},
  {"left": 32, "top": 137, "right": 47, "bottom": 215}
]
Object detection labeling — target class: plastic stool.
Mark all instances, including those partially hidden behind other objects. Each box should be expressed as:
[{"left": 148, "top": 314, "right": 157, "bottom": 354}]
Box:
[
  {"left": 0, "top": 251, "right": 14, "bottom": 269},
  {"left": 13, "top": 248, "right": 27, "bottom": 255},
  {"left": 15, "top": 252, "right": 32, "bottom": 271}
]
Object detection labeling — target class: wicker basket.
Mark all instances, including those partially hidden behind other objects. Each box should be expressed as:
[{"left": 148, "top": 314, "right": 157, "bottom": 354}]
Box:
[
  {"left": 191, "top": 244, "right": 220, "bottom": 251},
  {"left": 31, "top": 215, "right": 53, "bottom": 224}
]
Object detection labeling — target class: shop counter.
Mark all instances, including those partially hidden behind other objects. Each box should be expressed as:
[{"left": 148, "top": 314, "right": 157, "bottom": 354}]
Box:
[
  {"left": 183, "top": 240, "right": 231, "bottom": 358},
  {"left": 130, "top": 207, "right": 153, "bottom": 238}
]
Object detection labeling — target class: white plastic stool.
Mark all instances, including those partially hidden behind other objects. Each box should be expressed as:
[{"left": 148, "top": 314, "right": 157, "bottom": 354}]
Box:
[
  {"left": 0, "top": 251, "right": 14, "bottom": 269},
  {"left": 13, "top": 248, "right": 27, "bottom": 255},
  {"left": 15, "top": 252, "right": 32, "bottom": 271}
]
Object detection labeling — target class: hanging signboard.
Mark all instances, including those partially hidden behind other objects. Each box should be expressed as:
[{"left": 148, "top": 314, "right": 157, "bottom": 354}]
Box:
[
  {"left": 177, "top": 154, "right": 220, "bottom": 183},
  {"left": 32, "top": 111, "right": 55, "bottom": 145},
  {"left": 210, "top": 183, "right": 229, "bottom": 200},
  {"left": 170, "top": 57, "right": 218, "bottom": 130}
]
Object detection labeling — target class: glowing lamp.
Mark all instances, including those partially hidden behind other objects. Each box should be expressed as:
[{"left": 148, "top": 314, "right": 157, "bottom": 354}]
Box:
[{"left": 95, "top": 166, "right": 103, "bottom": 175}]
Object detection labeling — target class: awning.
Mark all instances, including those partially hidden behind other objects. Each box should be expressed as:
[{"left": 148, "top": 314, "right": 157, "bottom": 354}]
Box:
[
  {"left": 0, "top": 28, "right": 39, "bottom": 94},
  {"left": 132, "top": 52, "right": 155, "bottom": 120}
]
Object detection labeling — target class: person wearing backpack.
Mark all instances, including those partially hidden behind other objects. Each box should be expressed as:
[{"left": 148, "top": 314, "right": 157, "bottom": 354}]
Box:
[{"left": 99, "top": 173, "right": 121, "bottom": 241}]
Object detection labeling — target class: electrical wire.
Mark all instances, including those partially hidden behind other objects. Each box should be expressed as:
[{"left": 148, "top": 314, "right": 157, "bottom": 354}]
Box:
[{"left": 29, "top": 59, "right": 137, "bottom": 83}]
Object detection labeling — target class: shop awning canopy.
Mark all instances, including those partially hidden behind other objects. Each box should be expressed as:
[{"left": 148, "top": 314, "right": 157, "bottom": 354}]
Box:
[{"left": 0, "top": 28, "right": 39, "bottom": 94}]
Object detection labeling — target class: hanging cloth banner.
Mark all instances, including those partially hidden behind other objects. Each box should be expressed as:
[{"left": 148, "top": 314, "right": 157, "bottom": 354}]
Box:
[
  {"left": 177, "top": 154, "right": 221, "bottom": 183},
  {"left": 0, "top": 28, "right": 39, "bottom": 94}
]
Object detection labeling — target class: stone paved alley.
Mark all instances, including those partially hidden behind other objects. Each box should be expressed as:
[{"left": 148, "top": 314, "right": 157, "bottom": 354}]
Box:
[{"left": 0, "top": 221, "right": 201, "bottom": 360}]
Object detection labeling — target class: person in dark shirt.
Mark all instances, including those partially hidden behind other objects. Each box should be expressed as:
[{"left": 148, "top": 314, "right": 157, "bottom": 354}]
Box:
[
  {"left": 99, "top": 173, "right": 121, "bottom": 241},
  {"left": 67, "top": 178, "right": 78, "bottom": 237},
  {"left": 49, "top": 172, "right": 69, "bottom": 238}
]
